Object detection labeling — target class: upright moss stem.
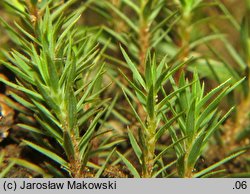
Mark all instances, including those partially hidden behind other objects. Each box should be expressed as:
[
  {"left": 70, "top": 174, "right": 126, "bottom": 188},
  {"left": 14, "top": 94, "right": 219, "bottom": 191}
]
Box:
[
  {"left": 60, "top": 106, "right": 85, "bottom": 178},
  {"left": 137, "top": 2, "right": 156, "bottom": 177},
  {"left": 139, "top": 20, "right": 150, "bottom": 73},
  {"left": 183, "top": 143, "right": 195, "bottom": 178},
  {"left": 69, "top": 134, "right": 82, "bottom": 177},
  {"left": 174, "top": 11, "right": 192, "bottom": 83},
  {"left": 142, "top": 118, "right": 157, "bottom": 178},
  {"left": 138, "top": 1, "right": 150, "bottom": 74}
]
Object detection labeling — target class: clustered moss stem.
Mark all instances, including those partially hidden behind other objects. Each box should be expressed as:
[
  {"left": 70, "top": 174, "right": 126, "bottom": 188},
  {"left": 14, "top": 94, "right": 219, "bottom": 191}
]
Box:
[
  {"left": 69, "top": 133, "right": 83, "bottom": 178},
  {"left": 184, "top": 153, "right": 194, "bottom": 178},
  {"left": 138, "top": 1, "right": 150, "bottom": 74},
  {"left": 174, "top": 13, "right": 192, "bottom": 83},
  {"left": 139, "top": 21, "right": 150, "bottom": 73},
  {"left": 142, "top": 118, "right": 157, "bottom": 178}
]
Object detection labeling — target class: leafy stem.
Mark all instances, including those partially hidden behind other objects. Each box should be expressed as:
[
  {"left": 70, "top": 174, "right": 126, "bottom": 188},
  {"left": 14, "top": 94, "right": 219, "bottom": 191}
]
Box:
[{"left": 142, "top": 118, "right": 157, "bottom": 177}]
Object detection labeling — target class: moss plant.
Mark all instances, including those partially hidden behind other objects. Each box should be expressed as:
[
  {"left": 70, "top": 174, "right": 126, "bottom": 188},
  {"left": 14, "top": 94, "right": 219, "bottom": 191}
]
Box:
[
  {"left": 170, "top": 73, "right": 244, "bottom": 177},
  {"left": 118, "top": 49, "right": 188, "bottom": 177},
  {"left": 0, "top": 1, "right": 110, "bottom": 177},
  {"left": 0, "top": 0, "right": 249, "bottom": 178}
]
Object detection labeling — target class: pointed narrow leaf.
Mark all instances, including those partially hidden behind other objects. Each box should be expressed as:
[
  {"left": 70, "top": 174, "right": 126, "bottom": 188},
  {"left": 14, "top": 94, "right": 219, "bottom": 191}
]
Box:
[
  {"left": 23, "top": 140, "right": 68, "bottom": 168},
  {"left": 120, "top": 46, "right": 146, "bottom": 89},
  {"left": 105, "top": 1, "right": 138, "bottom": 32},
  {"left": 186, "top": 98, "right": 196, "bottom": 140},
  {"left": 146, "top": 85, "right": 155, "bottom": 119},
  {"left": 11, "top": 158, "right": 51, "bottom": 177},
  {"left": 128, "top": 128, "right": 142, "bottom": 163},
  {"left": 95, "top": 148, "right": 116, "bottom": 178},
  {"left": 116, "top": 151, "right": 140, "bottom": 178},
  {"left": 152, "top": 160, "right": 176, "bottom": 178},
  {"left": 194, "top": 150, "right": 245, "bottom": 178},
  {"left": 123, "top": 89, "right": 147, "bottom": 130},
  {"left": 187, "top": 132, "right": 206, "bottom": 170},
  {"left": 63, "top": 131, "right": 75, "bottom": 161}
]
